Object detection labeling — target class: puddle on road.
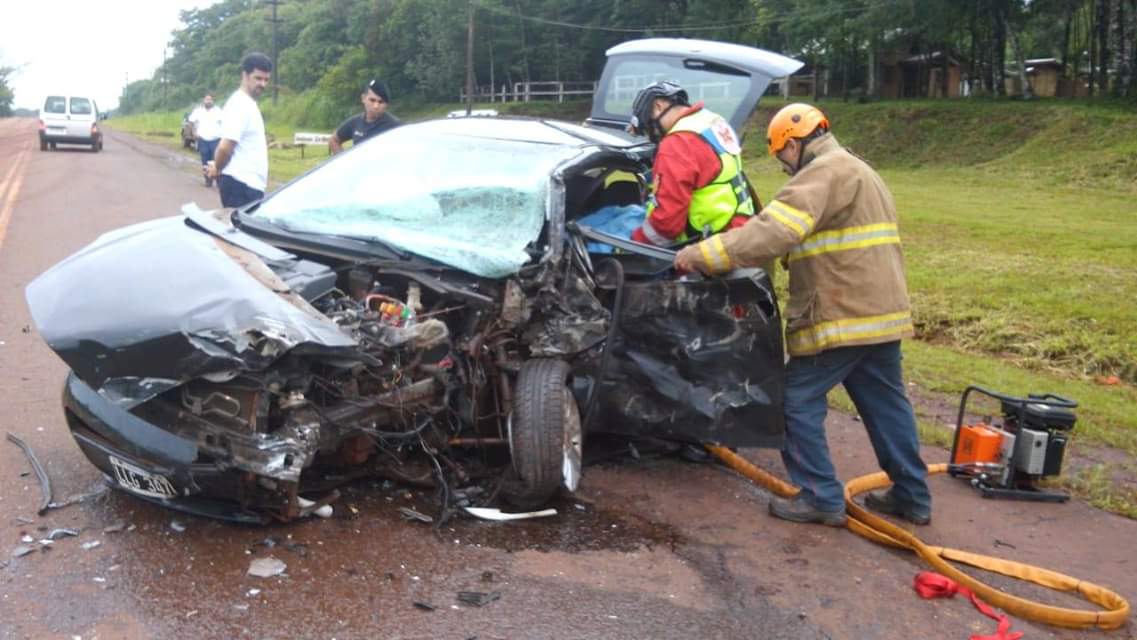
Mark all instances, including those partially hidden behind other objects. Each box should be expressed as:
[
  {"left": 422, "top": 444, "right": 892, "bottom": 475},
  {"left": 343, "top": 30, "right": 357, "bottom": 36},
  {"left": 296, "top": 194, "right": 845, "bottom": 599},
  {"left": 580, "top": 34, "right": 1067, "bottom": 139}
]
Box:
[{"left": 451, "top": 495, "right": 685, "bottom": 554}]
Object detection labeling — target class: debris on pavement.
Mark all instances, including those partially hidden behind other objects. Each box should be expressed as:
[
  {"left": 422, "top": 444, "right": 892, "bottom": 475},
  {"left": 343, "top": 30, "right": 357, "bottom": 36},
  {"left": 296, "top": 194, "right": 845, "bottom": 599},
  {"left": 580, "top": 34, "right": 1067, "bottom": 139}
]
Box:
[
  {"left": 81, "top": 540, "right": 102, "bottom": 550},
  {"left": 398, "top": 507, "right": 434, "bottom": 524},
  {"left": 412, "top": 601, "right": 436, "bottom": 611},
  {"left": 11, "top": 545, "right": 35, "bottom": 558},
  {"left": 20, "top": 535, "right": 34, "bottom": 544},
  {"left": 248, "top": 557, "right": 287, "bottom": 578},
  {"left": 247, "top": 588, "right": 262, "bottom": 597},
  {"left": 6, "top": 432, "right": 53, "bottom": 514},
  {"left": 169, "top": 520, "right": 188, "bottom": 533},
  {"left": 48, "top": 484, "right": 110, "bottom": 511},
  {"left": 103, "top": 522, "right": 127, "bottom": 534},
  {"left": 13, "top": 516, "right": 35, "bottom": 525},
  {"left": 284, "top": 541, "right": 309, "bottom": 557},
  {"left": 457, "top": 591, "right": 501, "bottom": 607},
  {"left": 47, "top": 528, "right": 80, "bottom": 540},
  {"left": 463, "top": 507, "right": 557, "bottom": 522},
  {"left": 297, "top": 495, "right": 334, "bottom": 519}
]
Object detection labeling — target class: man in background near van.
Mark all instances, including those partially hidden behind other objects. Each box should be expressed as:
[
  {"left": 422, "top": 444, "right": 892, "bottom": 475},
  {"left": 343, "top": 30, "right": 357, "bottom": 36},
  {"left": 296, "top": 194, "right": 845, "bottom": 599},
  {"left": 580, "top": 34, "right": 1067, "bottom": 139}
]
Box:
[
  {"left": 208, "top": 52, "right": 272, "bottom": 207},
  {"left": 188, "top": 92, "right": 222, "bottom": 187},
  {"left": 328, "top": 79, "right": 400, "bottom": 155}
]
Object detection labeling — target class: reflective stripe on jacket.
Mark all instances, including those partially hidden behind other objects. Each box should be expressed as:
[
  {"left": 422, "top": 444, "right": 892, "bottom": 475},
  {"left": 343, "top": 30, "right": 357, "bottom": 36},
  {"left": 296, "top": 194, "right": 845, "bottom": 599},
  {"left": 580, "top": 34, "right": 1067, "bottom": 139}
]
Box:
[
  {"left": 685, "top": 133, "right": 914, "bottom": 356},
  {"left": 640, "top": 108, "right": 754, "bottom": 244}
]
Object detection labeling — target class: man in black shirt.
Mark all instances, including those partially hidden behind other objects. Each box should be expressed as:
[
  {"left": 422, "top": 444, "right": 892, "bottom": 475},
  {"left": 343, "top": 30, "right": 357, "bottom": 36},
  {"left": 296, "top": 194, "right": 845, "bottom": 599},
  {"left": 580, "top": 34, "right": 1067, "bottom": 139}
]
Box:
[{"left": 329, "top": 79, "right": 400, "bottom": 154}]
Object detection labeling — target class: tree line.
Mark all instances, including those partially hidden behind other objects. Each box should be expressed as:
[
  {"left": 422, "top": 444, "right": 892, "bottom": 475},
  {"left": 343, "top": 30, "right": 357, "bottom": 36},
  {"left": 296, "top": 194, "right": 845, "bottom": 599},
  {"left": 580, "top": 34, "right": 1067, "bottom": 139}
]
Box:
[{"left": 113, "top": 0, "right": 1137, "bottom": 121}]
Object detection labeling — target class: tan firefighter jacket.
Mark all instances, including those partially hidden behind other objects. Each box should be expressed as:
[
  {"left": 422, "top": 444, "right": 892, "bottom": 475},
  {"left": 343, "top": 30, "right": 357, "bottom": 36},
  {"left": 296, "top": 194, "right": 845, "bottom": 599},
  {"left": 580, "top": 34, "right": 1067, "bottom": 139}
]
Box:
[{"left": 685, "top": 133, "right": 914, "bottom": 356}]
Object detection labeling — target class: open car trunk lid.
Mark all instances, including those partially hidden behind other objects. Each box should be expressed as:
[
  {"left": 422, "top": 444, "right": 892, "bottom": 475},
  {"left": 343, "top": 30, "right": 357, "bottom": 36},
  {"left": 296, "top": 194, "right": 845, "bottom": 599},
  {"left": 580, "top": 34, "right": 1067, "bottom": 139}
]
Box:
[{"left": 587, "top": 38, "right": 803, "bottom": 135}]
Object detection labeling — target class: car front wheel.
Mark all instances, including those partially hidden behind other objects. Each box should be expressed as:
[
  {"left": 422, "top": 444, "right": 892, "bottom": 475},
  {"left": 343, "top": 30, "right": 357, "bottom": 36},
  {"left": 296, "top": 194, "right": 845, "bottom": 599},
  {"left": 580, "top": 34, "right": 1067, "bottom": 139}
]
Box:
[{"left": 501, "top": 359, "right": 583, "bottom": 509}]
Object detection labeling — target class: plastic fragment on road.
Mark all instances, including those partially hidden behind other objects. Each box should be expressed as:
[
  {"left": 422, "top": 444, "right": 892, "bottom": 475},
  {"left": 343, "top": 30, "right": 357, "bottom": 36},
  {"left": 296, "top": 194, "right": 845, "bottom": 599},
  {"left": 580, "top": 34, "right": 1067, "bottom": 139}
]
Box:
[
  {"left": 457, "top": 591, "right": 501, "bottom": 607},
  {"left": 297, "top": 496, "right": 333, "bottom": 518},
  {"left": 11, "top": 545, "right": 35, "bottom": 558},
  {"left": 398, "top": 507, "right": 433, "bottom": 523},
  {"left": 248, "top": 557, "right": 287, "bottom": 578},
  {"left": 169, "top": 520, "right": 187, "bottom": 533},
  {"left": 413, "top": 601, "right": 436, "bottom": 611},
  {"left": 5, "top": 432, "right": 53, "bottom": 514},
  {"left": 47, "top": 528, "right": 80, "bottom": 540},
  {"left": 463, "top": 507, "right": 557, "bottom": 521},
  {"left": 81, "top": 541, "right": 101, "bottom": 550}
]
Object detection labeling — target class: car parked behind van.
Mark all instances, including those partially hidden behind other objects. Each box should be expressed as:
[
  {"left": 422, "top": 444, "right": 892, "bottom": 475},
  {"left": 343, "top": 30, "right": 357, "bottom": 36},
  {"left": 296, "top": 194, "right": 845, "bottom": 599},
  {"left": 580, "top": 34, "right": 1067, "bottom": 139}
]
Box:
[{"left": 39, "top": 95, "right": 104, "bottom": 152}]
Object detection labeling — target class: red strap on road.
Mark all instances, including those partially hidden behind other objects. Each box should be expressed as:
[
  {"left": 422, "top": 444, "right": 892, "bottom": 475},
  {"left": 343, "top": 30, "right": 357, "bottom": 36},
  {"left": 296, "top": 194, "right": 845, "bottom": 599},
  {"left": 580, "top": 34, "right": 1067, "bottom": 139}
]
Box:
[{"left": 914, "top": 571, "right": 1024, "bottom": 640}]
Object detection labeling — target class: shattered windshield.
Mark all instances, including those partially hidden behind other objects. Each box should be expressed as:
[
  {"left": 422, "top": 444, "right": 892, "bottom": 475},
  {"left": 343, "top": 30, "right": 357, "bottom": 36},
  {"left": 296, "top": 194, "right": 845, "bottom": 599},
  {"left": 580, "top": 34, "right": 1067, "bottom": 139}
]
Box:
[{"left": 255, "top": 123, "right": 581, "bottom": 278}]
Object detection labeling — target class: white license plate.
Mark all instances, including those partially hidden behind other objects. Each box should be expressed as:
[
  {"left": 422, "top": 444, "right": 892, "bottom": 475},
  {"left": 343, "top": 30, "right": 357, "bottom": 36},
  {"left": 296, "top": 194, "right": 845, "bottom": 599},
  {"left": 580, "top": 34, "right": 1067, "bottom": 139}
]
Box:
[
  {"left": 108, "top": 455, "right": 178, "bottom": 499},
  {"left": 47, "top": 127, "right": 66, "bottom": 134}
]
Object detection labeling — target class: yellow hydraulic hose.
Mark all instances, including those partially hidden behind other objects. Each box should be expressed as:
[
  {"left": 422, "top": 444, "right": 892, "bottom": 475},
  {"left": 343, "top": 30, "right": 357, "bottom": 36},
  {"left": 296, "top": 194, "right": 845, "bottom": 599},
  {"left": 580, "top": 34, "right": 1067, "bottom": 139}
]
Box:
[{"left": 705, "top": 446, "right": 1131, "bottom": 631}]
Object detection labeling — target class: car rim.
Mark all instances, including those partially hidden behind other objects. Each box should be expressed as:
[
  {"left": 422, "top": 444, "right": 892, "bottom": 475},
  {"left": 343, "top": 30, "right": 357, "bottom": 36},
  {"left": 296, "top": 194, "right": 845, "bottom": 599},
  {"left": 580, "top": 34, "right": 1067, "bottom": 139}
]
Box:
[{"left": 562, "top": 390, "right": 583, "bottom": 492}]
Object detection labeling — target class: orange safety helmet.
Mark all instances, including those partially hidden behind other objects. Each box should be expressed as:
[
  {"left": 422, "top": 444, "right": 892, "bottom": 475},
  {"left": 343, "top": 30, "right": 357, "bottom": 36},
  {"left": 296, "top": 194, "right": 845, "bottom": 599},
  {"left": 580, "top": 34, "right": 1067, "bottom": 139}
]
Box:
[{"left": 766, "top": 103, "right": 830, "bottom": 155}]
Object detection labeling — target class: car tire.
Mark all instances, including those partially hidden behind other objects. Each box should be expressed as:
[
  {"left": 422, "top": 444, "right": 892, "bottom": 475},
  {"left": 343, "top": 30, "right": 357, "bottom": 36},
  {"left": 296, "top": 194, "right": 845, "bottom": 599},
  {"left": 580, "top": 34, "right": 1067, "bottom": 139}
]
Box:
[
  {"left": 49, "top": 143, "right": 57, "bottom": 150},
  {"left": 501, "top": 359, "right": 583, "bottom": 509},
  {"left": 40, "top": 139, "right": 47, "bottom": 151},
  {"left": 92, "top": 141, "right": 101, "bottom": 153}
]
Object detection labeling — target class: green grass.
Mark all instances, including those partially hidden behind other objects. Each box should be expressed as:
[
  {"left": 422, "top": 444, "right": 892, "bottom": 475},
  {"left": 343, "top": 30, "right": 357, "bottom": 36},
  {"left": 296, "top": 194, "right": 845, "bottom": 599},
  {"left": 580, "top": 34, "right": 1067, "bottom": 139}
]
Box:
[{"left": 748, "top": 118, "right": 1137, "bottom": 387}]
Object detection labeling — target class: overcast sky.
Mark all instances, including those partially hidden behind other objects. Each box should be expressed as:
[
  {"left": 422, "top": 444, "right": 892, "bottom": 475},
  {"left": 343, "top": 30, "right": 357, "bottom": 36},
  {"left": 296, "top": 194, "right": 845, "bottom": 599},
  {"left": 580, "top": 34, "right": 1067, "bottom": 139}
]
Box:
[{"left": 1, "top": 0, "right": 217, "bottom": 111}]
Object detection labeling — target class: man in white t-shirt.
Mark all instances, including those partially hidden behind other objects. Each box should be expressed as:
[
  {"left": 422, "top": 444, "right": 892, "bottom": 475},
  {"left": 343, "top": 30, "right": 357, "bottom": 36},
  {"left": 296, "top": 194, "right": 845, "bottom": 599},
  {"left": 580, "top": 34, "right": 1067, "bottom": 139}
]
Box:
[
  {"left": 208, "top": 52, "right": 272, "bottom": 207},
  {"left": 187, "top": 92, "right": 223, "bottom": 187}
]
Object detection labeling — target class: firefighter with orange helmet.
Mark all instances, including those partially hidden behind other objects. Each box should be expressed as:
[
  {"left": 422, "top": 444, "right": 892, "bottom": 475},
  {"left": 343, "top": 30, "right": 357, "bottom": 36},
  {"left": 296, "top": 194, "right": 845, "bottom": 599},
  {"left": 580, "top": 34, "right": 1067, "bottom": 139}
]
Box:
[{"left": 675, "top": 103, "right": 932, "bottom": 528}]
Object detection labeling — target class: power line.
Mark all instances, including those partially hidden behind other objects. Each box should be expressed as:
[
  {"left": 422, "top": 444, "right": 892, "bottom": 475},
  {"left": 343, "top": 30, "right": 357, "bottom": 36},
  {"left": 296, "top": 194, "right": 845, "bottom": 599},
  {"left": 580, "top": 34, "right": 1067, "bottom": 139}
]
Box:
[{"left": 474, "top": 0, "right": 906, "bottom": 35}]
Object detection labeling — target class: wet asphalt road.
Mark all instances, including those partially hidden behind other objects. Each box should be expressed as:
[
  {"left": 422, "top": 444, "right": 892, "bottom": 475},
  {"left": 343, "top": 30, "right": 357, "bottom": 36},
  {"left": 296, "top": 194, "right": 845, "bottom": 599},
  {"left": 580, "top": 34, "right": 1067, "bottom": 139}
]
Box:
[{"left": 1, "top": 118, "right": 1134, "bottom": 640}]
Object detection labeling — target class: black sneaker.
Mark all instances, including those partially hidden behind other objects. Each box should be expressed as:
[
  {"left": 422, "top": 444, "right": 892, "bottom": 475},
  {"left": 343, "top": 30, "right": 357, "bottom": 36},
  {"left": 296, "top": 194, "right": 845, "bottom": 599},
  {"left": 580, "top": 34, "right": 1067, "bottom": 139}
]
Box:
[
  {"left": 768, "top": 495, "right": 847, "bottom": 527},
  {"left": 863, "top": 489, "right": 931, "bottom": 525}
]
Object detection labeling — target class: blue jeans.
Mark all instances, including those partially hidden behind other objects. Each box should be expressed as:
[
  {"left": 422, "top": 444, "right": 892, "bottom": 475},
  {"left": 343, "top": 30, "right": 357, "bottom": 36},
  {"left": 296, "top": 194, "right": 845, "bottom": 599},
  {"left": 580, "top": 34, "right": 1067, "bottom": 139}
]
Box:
[
  {"left": 781, "top": 341, "right": 930, "bottom": 513},
  {"left": 218, "top": 174, "right": 264, "bottom": 208},
  {"left": 197, "top": 138, "right": 219, "bottom": 166}
]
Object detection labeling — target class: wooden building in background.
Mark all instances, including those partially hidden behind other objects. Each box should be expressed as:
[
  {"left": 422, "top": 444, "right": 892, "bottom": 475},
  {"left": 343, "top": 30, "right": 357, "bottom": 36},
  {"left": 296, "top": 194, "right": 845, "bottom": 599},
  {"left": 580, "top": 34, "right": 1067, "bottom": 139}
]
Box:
[{"left": 880, "top": 51, "right": 964, "bottom": 98}]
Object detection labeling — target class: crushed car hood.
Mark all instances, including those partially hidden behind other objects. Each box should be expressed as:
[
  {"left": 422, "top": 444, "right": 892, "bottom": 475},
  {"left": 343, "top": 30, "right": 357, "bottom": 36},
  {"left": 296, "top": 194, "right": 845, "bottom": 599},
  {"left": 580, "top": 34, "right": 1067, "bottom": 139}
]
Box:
[{"left": 25, "top": 211, "right": 356, "bottom": 408}]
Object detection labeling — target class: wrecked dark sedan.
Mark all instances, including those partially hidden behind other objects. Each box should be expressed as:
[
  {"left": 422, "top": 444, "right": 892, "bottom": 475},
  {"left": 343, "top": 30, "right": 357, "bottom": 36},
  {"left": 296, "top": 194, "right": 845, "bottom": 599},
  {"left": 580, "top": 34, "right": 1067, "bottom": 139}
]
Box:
[{"left": 25, "top": 39, "right": 801, "bottom": 524}]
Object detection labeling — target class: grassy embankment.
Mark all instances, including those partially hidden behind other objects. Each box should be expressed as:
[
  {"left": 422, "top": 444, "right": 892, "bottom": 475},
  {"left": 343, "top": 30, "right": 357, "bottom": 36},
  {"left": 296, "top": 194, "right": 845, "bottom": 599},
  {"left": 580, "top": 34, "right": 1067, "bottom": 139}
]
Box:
[{"left": 109, "top": 97, "right": 1137, "bottom": 517}]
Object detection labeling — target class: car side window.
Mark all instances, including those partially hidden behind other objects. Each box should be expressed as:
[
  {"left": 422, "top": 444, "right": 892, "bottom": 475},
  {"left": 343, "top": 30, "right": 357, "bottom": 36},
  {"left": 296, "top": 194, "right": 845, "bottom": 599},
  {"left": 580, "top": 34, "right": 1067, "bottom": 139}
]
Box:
[
  {"left": 44, "top": 96, "right": 67, "bottom": 114},
  {"left": 70, "top": 98, "right": 93, "bottom": 115}
]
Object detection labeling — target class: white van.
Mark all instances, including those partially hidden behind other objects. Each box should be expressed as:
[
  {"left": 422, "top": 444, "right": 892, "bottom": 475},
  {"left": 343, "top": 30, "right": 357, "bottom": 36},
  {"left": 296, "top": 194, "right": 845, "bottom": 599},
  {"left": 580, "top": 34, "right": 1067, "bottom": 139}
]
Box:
[{"left": 39, "top": 95, "right": 104, "bottom": 152}]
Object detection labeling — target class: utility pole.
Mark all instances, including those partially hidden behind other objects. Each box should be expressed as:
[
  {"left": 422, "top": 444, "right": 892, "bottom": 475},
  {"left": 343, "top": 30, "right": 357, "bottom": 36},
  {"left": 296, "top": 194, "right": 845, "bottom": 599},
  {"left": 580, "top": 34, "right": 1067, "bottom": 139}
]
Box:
[
  {"left": 266, "top": 0, "right": 284, "bottom": 105},
  {"left": 465, "top": 1, "right": 475, "bottom": 115}
]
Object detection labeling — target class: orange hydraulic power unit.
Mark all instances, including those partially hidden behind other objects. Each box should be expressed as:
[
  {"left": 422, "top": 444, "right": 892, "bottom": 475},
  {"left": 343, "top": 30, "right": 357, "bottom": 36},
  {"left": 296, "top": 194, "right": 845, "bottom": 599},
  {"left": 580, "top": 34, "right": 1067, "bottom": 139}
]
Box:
[
  {"left": 954, "top": 423, "right": 1004, "bottom": 466},
  {"left": 948, "top": 385, "right": 1077, "bottom": 502}
]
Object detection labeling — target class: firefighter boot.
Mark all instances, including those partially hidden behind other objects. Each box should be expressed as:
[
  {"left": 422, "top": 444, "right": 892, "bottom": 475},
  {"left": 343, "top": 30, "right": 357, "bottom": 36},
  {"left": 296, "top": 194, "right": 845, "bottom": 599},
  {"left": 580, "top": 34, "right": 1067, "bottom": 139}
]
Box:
[
  {"left": 768, "top": 495, "right": 847, "bottom": 527},
  {"left": 863, "top": 488, "right": 931, "bottom": 526}
]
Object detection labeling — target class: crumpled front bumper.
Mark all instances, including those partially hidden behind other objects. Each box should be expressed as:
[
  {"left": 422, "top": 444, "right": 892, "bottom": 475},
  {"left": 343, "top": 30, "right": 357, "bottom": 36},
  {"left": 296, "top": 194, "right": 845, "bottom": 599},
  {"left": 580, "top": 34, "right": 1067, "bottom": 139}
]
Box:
[{"left": 62, "top": 372, "right": 268, "bottom": 524}]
